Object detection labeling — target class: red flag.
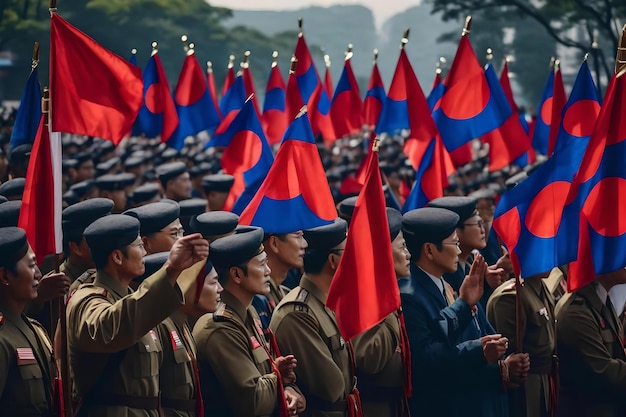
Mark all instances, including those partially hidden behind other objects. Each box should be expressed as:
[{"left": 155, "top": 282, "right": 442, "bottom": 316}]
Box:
[
  {"left": 241, "top": 53, "right": 261, "bottom": 117},
  {"left": 548, "top": 64, "right": 567, "bottom": 156},
  {"left": 206, "top": 61, "right": 222, "bottom": 119},
  {"left": 326, "top": 149, "right": 401, "bottom": 340},
  {"left": 323, "top": 57, "right": 333, "bottom": 99},
  {"left": 221, "top": 55, "right": 236, "bottom": 98},
  {"left": 363, "top": 56, "right": 386, "bottom": 130},
  {"left": 50, "top": 13, "right": 142, "bottom": 144},
  {"left": 482, "top": 61, "right": 532, "bottom": 171},
  {"left": 18, "top": 116, "right": 62, "bottom": 264},
  {"left": 262, "top": 58, "right": 288, "bottom": 146}
]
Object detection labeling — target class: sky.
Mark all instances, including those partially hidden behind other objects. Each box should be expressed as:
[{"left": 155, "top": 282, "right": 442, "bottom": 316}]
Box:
[{"left": 209, "top": 1, "right": 420, "bottom": 29}]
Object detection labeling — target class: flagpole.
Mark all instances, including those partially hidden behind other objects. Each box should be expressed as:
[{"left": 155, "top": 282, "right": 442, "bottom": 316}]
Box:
[{"left": 48, "top": 0, "right": 72, "bottom": 414}]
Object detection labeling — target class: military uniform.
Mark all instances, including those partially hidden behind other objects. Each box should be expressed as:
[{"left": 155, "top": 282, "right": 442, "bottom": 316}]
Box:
[
  {"left": 352, "top": 312, "right": 407, "bottom": 417},
  {"left": 270, "top": 276, "right": 356, "bottom": 417},
  {"left": 487, "top": 277, "right": 556, "bottom": 417},
  {"left": 67, "top": 269, "right": 183, "bottom": 417},
  {"left": 193, "top": 290, "right": 282, "bottom": 417},
  {"left": 60, "top": 259, "right": 90, "bottom": 284},
  {"left": 0, "top": 309, "right": 56, "bottom": 416},
  {"left": 157, "top": 310, "right": 201, "bottom": 417},
  {"left": 556, "top": 282, "right": 626, "bottom": 417}
]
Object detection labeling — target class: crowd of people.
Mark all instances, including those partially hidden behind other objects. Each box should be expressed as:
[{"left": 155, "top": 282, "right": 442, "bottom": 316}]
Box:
[{"left": 1, "top": 103, "right": 624, "bottom": 417}]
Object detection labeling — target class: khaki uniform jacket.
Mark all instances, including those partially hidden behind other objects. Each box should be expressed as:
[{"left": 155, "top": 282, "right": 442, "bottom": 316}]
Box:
[
  {"left": 352, "top": 312, "right": 406, "bottom": 417},
  {"left": 270, "top": 276, "right": 354, "bottom": 417},
  {"left": 157, "top": 309, "right": 198, "bottom": 417},
  {"left": 555, "top": 282, "right": 626, "bottom": 417},
  {"left": 61, "top": 259, "right": 90, "bottom": 284},
  {"left": 487, "top": 277, "right": 556, "bottom": 417},
  {"left": 66, "top": 268, "right": 183, "bottom": 417},
  {"left": 0, "top": 308, "right": 56, "bottom": 417},
  {"left": 193, "top": 290, "right": 279, "bottom": 417}
]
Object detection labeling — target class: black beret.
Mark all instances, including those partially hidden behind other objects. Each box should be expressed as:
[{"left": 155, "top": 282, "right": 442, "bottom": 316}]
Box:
[
  {"left": 133, "top": 251, "right": 169, "bottom": 284},
  {"left": 0, "top": 195, "right": 7, "bottom": 204},
  {"left": 124, "top": 200, "right": 180, "bottom": 236},
  {"left": 62, "top": 158, "right": 78, "bottom": 172},
  {"left": 161, "top": 148, "right": 179, "bottom": 161},
  {"left": 189, "top": 162, "right": 213, "bottom": 179},
  {"left": 505, "top": 171, "right": 528, "bottom": 190},
  {"left": 304, "top": 218, "right": 347, "bottom": 251},
  {"left": 0, "top": 200, "right": 22, "bottom": 227},
  {"left": 337, "top": 196, "right": 358, "bottom": 222},
  {"left": 62, "top": 191, "right": 80, "bottom": 207},
  {"left": 124, "top": 156, "right": 144, "bottom": 169},
  {"left": 402, "top": 208, "right": 460, "bottom": 256},
  {"left": 98, "top": 140, "right": 115, "bottom": 154},
  {"left": 190, "top": 211, "right": 239, "bottom": 239},
  {"left": 201, "top": 174, "right": 235, "bottom": 193},
  {"left": 178, "top": 199, "right": 207, "bottom": 217},
  {"left": 468, "top": 188, "right": 496, "bottom": 201},
  {"left": 131, "top": 183, "right": 161, "bottom": 205},
  {"left": 8, "top": 144, "right": 32, "bottom": 165},
  {"left": 84, "top": 214, "right": 140, "bottom": 256},
  {"left": 95, "top": 157, "right": 120, "bottom": 177},
  {"left": 209, "top": 226, "right": 265, "bottom": 269},
  {"left": 69, "top": 180, "right": 95, "bottom": 198},
  {"left": 62, "top": 198, "right": 114, "bottom": 237},
  {"left": 157, "top": 161, "right": 186, "bottom": 183},
  {"left": 0, "top": 227, "right": 29, "bottom": 268},
  {"left": 387, "top": 207, "right": 403, "bottom": 241},
  {"left": 95, "top": 173, "right": 133, "bottom": 191},
  {"left": 74, "top": 152, "right": 93, "bottom": 165},
  {"left": 427, "top": 196, "right": 478, "bottom": 226},
  {"left": 0, "top": 178, "right": 26, "bottom": 198}
]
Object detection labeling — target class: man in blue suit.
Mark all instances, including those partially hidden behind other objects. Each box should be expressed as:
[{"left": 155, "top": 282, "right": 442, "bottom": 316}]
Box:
[{"left": 399, "top": 207, "right": 529, "bottom": 417}]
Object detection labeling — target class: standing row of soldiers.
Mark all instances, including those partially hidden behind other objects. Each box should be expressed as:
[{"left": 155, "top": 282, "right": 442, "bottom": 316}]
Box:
[{"left": 1, "top": 187, "right": 625, "bottom": 417}]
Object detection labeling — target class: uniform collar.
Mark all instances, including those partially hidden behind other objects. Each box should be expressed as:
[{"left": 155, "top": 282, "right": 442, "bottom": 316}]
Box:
[
  {"left": 220, "top": 289, "right": 248, "bottom": 323},
  {"left": 94, "top": 270, "right": 130, "bottom": 298},
  {"left": 300, "top": 275, "right": 327, "bottom": 304}
]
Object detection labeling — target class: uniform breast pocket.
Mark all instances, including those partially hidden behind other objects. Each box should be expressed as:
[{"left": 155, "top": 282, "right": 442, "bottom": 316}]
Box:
[
  {"left": 600, "top": 329, "right": 617, "bottom": 354},
  {"left": 172, "top": 347, "right": 193, "bottom": 386},
  {"left": 134, "top": 332, "right": 162, "bottom": 378},
  {"left": 528, "top": 309, "right": 550, "bottom": 346},
  {"left": 18, "top": 363, "right": 47, "bottom": 406},
  {"left": 252, "top": 346, "right": 270, "bottom": 367}
]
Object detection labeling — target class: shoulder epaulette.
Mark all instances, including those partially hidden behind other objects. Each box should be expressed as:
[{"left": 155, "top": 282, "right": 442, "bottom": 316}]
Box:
[
  {"left": 77, "top": 269, "right": 96, "bottom": 285},
  {"left": 213, "top": 304, "right": 235, "bottom": 322},
  {"left": 295, "top": 288, "right": 309, "bottom": 303},
  {"left": 68, "top": 284, "right": 110, "bottom": 306}
]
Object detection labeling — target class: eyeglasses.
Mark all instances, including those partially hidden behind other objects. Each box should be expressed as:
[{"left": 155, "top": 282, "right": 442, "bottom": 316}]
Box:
[
  {"left": 464, "top": 220, "right": 485, "bottom": 229},
  {"left": 441, "top": 241, "right": 461, "bottom": 248}
]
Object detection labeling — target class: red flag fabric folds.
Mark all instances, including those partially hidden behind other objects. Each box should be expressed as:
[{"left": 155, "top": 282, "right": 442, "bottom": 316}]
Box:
[
  {"left": 326, "top": 149, "right": 401, "bottom": 340},
  {"left": 50, "top": 13, "right": 142, "bottom": 144}
]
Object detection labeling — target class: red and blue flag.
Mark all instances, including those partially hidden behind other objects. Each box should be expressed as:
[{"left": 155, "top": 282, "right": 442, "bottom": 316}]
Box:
[
  {"left": 432, "top": 34, "right": 511, "bottom": 153},
  {"left": 209, "top": 99, "right": 274, "bottom": 214},
  {"left": 363, "top": 54, "right": 386, "bottom": 130},
  {"left": 135, "top": 51, "right": 179, "bottom": 142},
  {"left": 212, "top": 74, "right": 246, "bottom": 139},
  {"left": 10, "top": 63, "right": 42, "bottom": 151},
  {"left": 330, "top": 52, "right": 363, "bottom": 138},
  {"left": 262, "top": 57, "right": 288, "bottom": 146},
  {"left": 206, "top": 61, "right": 222, "bottom": 120},
  {"left": 168, "top": 51, "right": 221, "bottom": 150},
  {"left": 493, "top": 60, "right": 601, "bottom": 278},
  {"left": 426, "top": 70, "right": 444, "bottom": 111},
  {"left": 239, "top": 109, "right": 336, "bottom": 232},
  {"left": 221, "top": 55, "right": 235, "bottom": 98}
]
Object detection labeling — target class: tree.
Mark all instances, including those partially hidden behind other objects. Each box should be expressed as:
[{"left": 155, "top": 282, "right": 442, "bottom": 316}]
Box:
[{"left": 427, "top": 0, "right": 625, "bottom": 89}]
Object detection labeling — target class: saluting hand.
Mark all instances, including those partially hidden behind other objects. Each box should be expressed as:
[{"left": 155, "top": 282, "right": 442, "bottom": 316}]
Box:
[
  {"left": 459, "top": 254, "right": 486, "bottom": 306},
  {"left": 34, "top": 272, "right": 70, "bottom": 303},
  {"left": 275, "top": 355, "right": 297, "bottom": 384},
  {"left": 165, "top": 233, "right": 209, "bottom": 284}
]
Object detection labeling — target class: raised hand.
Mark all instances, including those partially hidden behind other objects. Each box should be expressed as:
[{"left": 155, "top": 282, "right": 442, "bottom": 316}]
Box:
[{"left": 459, "top": 254, "right": 486, "bottom": 306}]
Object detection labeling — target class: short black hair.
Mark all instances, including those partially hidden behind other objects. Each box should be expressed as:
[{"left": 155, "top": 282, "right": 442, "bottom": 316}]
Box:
[
  {"left": 215, "top": 262, "right": 249, "bottom": 285},
  {"left": 92, "top": 245, "right": 130, "bottom": 270},
  {"left": 303, "top": 250, "right": 331, "bottom": 274}
]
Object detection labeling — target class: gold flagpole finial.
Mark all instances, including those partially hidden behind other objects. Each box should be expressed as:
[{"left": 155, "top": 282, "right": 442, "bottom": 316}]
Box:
[
  {"left": 207, "top": 61, "right": 213, "bottom": 73},
  {"left": 289, "top": 55, "right": 298, "bottom": 75},
  {"left": 462, "top": 16, "right": 472, "bottom": 36},
  {"left": 372, "top": 136, "right": 381, "bottom": 153},
  {"left": 187, "top": 42, "right": 195, "bottom": 56},
  {"left": 583, "top": 52, "right": 589, "bottom": 61},
  {"left": 486, "top": 48, "right": 493, "bottom": 62},
  {"left": 616, "top": 24, "right": 626, "bottom": 77},
  {"left": 49, "top": 0, "right": 57, "bottom": 14},
  {"left": 401, "top": 29, "right": 410, "bottom": 49},
  {"left": 298, "top": 17, "right": 303, "bottom": 37},
  {"left": 591, "top": 30, "right": 599, "bottom": 50},
  {"left": 437, "top": 56, "right": 447, "bottom": 74},
  {"left": 549, "top": 56, "right": 556, "bottom": 70},
  {"left": 228, "top": 54, "right": 235, "bottom": 69},
  {"left": 373, "top": 49, "right": 379, "bottom": 64},
  {"left": 554, "top": 59, "right": 561, "bottom": 72},
  {"left": 435, "top": 61, "right": 442, "bottom": 75},
  {"left": 181, "top": 35, "right": 189, "bottom": 52},
  {"left": 324, "top": 54, "right": 331, "bottom": 68},
  {"left": 32, "top": 42, "right": 40, "bottom": 70},
  {"left": 131, "top": 48, "right": 137, "bottom": 55},
  {"left": 241, "top": 50, "right": 251, "bottom": 69},
  {"left": 296, "top": 105, "right": 307, "bottom": 119},
  {"left": 271, "top": 51, "right": 279, "bottom": 68},
  {"left": 345, "top": 44, "right": 353, "bottom": 61},
  {"left": 151, "top": 41, "right": 158, "bottom": 57}
]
